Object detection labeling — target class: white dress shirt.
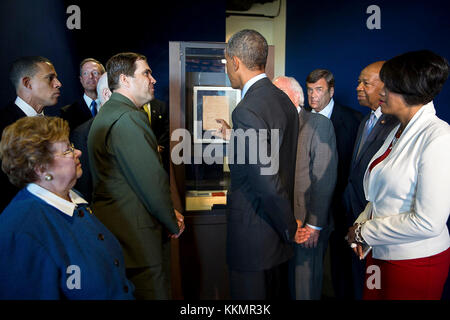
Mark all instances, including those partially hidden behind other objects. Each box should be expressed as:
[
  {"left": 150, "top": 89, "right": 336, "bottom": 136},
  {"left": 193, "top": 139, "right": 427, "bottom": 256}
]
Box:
[
  {"left": 241, "top": 73, "right": 267, "bottom": 98},
  {"left": 15, "top": 96, "right": 43, "bottom": 116},
  {"left": 371, "top": 106, "right": 383, "bottom": 123},
  {"left": 27, "top": 183, "right": 88, "bottom": 217},
  {"left": 355, "top": 101, "right": 450, "bottom": 260},
  {"left": 311, "top": 98, "right": 334, "bottom": 119},
  {"left": 83, "top": 94, "right": 100, "bottom": 113}
]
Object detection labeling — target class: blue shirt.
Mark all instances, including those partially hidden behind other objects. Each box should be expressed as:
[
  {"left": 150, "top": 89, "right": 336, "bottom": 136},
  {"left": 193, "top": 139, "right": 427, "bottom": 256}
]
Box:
[
  {"left": 0, "top": 188, "right": 134, "bottom": 299},
  {"left": 312, "top": 98, "right": 334, "bottom": 119}
]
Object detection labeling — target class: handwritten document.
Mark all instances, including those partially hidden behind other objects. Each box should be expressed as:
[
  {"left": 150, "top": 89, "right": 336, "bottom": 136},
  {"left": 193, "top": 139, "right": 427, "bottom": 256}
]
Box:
[{"left": 202, "top": 95, "right": 229, "bottom": 131}]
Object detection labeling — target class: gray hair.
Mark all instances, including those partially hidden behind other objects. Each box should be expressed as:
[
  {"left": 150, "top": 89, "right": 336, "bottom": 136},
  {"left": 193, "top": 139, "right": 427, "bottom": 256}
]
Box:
[
  {"left": 96, "top": 73, "right": 109, "bottom": 105},
  {"left": 273, "top": 76, "right": 305, "bottom": 107},
  {"left": 287, "top": 76, "right": 304, "bottom": 107},
  {"left": 9, "top": 56, "right": 52, "bottom": 90},
  {"left": 225, "top": 29, "right": 268, "bottom": 70}
]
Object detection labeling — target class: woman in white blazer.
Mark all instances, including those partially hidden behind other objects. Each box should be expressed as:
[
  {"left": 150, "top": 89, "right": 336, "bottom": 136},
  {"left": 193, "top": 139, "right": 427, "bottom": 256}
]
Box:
[{"left": 346, "top": 50, "right": 450, "bottom": 300}]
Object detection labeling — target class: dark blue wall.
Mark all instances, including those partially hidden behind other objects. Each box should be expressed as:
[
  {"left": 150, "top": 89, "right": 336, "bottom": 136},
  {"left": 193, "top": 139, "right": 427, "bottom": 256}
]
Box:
[
  {"left": 0, "top": 0, "right": 225, "bottom": 113},
  {"left": 286, "top": 0, "right": 450, "bottom": 122}
]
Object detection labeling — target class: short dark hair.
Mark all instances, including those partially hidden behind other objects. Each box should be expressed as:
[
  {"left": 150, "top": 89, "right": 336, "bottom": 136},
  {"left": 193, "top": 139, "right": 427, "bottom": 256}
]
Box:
[
  {"left": 225, "top": 29, "right": 268, "bottom": 70},
  {"left": 106, "top": 52, "right": 146, "bottom": 91},
  {"left": 9, "top": 56, "right": 52, "bottom": 90},
  {"left": 79, "top": 58, "right": 105, "bottom": 75},
  {"left": 306, "top": 69, "right": 335, "bottom": 90},
  {"left": 380, "top": 50, "right": 449, "bottom": 106}
]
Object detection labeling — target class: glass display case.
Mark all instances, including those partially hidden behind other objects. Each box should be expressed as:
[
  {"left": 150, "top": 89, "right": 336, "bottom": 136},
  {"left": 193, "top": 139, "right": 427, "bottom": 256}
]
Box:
[
  {"left": 169, "top": 42, "right": 274, "bottom": 213},
  {"left": 169, "top": 41, "right": 274, "bottom": 299}
]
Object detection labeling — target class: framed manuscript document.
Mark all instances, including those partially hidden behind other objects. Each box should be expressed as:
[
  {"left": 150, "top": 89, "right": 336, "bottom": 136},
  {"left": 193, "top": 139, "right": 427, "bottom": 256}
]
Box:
[{"left": 193, "top": 86, "right": 240, "bottom": 143}]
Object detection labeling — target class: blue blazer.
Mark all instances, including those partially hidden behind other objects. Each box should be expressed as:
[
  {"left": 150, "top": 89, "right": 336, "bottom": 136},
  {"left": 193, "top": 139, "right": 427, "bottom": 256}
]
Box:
[{"left": 0, "top": 188, "right": 134, "bottom": 299}]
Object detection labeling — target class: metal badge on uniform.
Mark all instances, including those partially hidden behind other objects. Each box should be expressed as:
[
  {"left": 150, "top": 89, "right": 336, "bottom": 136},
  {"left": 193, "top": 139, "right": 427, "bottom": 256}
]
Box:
[{"left": 86, "top": 207, "right": 93, "bottom": 214}]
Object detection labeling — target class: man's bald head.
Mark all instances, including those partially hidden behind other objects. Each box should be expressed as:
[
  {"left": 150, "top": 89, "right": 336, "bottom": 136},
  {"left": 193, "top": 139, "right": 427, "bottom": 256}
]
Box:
[
  {"left": 96, "top": 73, "right": 111, "bottom": 106},
  {"left": 273, "top": 76, "right": 304, "bottom": 108},
  {"left": 356, "top": 61, "right": 385, "bottom": 110}
]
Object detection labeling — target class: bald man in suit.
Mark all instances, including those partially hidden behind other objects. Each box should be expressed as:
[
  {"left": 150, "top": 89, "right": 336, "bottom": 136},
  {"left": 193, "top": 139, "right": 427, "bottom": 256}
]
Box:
[
  {"left": 343, "top": 61, "right": 398, "bottom": 299},
  {"left": 274, "top": 76, "right": 337, "bottom": 300}
]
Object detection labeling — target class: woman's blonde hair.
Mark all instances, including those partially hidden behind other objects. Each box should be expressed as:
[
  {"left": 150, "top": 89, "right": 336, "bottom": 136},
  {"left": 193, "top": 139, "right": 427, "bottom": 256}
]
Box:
[{"left": 0, "top": 116, "right": 69, "bottom": 188}]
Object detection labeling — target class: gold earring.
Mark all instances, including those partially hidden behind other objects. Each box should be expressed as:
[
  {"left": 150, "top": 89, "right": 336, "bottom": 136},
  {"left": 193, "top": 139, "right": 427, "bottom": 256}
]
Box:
[{"left": 44, "top": 174, "right": 53, "bottom": 181}]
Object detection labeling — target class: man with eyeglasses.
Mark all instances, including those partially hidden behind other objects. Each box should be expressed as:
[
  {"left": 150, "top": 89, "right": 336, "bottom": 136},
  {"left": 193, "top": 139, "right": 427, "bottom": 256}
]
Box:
[{"left": 61, "top": 58, "right": 105, "bottom": 131}]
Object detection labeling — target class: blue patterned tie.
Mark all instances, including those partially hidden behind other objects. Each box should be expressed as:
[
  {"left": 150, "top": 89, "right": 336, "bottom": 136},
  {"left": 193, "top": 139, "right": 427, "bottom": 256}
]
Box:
[
  {"left": 356, "top": 112, "right": 377, "bottom": 158},
  {"left": 363, "top": 112, "right": 376, "bottom": 140},
  {"left": 90, "top": 100, "right": 97, "bottom": 116}
]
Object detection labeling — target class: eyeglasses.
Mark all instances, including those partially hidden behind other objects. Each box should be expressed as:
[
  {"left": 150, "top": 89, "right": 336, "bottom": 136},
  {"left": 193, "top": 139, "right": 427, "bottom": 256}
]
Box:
[{"left": 54, "top": 143, "right": 76, "bottom": 158}]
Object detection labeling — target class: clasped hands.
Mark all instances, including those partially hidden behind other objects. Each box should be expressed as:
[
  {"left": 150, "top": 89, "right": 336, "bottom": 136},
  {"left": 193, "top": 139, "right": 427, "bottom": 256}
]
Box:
[
  {"left": 170, "top": 209, "right": 185, "bottom": 239},
  {"left": 345, "top": 224, "right": 365, "bottom": 259},
  {"left": 294, "top": 219, "right": 320, "bottom": 248}
]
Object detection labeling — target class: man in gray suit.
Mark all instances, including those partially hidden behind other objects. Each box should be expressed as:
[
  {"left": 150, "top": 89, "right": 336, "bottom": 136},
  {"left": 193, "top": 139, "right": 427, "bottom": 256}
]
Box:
[{"left": 273, "top": 76, "right": 338, "bottom": 300}]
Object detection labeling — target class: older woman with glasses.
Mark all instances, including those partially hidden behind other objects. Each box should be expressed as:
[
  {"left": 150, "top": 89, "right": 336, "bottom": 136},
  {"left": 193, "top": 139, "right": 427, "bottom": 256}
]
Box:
[
  {"left": 346, "top": 50, "right": 450, "bottom": 300},
  {"left": 0, "top": 116, "right": 134, "bottom": 299}
]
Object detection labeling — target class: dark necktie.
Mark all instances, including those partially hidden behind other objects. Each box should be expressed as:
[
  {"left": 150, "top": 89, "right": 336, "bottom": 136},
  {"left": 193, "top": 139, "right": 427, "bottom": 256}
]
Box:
[{"left": 90, "top": 100, "right": 97, "bottom": 116}]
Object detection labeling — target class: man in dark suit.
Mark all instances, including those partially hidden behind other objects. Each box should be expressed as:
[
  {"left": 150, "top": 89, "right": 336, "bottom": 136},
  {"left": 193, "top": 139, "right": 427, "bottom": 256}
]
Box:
[
  {"left": 343, "top": 61, "right": 398, "bottom": 299},
  {"left": 273, "top": 76, "right": 338, "bottom": 300},
  {"left": 305, "top": 69, "right": 363, "bottom": 298},
  {"left": 88, "top": 52, "right": 184, "bottom": 299},
  {"left": 61, "top": 58, "right": 105, "bottom": 131},
  {"left": 0, "top": 56, "right": 62, "bottom": 212},
  {"left": 224, "top": 30, "right": 299, "bottom": 300},
  {"left": 71, "top": 72, "right": 111, "bottom": 202}
]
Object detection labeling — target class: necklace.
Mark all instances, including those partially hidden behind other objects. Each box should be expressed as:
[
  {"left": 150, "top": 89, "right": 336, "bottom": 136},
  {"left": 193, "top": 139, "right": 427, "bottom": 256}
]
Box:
[{"left": 390, "top": 126, "right": 404, "bottom": 149}]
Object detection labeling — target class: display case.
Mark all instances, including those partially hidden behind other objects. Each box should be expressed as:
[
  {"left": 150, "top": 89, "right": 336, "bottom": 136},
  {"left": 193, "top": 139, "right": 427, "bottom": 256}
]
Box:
[{"left": 169, "top": 41, "right": 274, "bottom": 299}]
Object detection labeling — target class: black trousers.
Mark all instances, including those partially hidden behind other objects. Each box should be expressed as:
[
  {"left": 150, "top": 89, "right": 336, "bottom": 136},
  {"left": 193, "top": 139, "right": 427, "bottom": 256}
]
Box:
[{"left": 229, "top": 261, "right": 290, "bottom": 300}]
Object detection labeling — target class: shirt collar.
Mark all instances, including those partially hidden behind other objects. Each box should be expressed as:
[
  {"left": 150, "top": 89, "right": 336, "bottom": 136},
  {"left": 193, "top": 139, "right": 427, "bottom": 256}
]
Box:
[
  {"left": 311, "top": 98, "right": 334, "bottom": 119},
  {"left": 83, "top": 94, "right": 100, "bottom": 111},
  {"left": 241, "top": 73, "right": 267, "bottom": 98},
  {"left": 27, "top": 183, "right": 88, "bottom": 217},
  {"left": 15, "top": 96, "right": 43, "bottom": 117},
  {"left": 373, "top": 105, "right": 382, "bottom": 120}
]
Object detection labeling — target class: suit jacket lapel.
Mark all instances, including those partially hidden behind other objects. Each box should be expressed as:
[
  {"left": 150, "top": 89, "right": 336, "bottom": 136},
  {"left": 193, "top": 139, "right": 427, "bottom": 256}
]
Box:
[
  {"left": 354, "top": 114, "right": 389, "bottom": 165},
  {"left": 351, "top": 113, "right": 370, "bottom": 166}
]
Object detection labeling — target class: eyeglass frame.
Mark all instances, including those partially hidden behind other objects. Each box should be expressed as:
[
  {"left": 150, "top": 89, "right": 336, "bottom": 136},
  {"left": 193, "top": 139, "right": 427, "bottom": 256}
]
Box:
[{"left": 53, "top": 143, "right": 76, "bottom": 158}]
